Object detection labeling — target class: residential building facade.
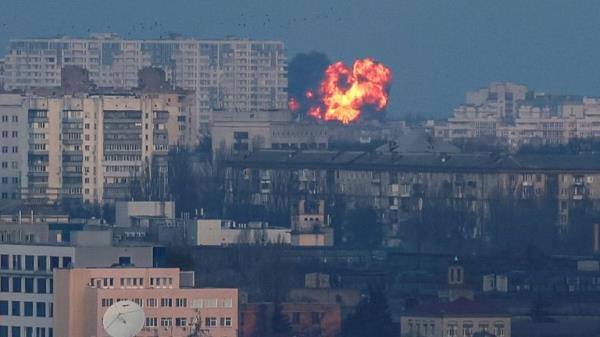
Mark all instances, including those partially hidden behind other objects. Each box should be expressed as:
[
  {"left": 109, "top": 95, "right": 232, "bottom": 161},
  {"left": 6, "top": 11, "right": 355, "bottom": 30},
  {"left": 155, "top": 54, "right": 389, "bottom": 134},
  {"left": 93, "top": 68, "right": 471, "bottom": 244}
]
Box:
[
  {"left": 0, "top": 91, "right": 192, "bottom": 204},
  {"left": 224, "top": 149, "right": 600, "bottom": 244},
  {"left": 0, "top": 94, "right": 28, "bottom": 203},
  {"left": 431, "top": 82, "right": 600, "bottom": 148},
  {"left": 2, "top": 34, "right": 288, "bottom": 134}
]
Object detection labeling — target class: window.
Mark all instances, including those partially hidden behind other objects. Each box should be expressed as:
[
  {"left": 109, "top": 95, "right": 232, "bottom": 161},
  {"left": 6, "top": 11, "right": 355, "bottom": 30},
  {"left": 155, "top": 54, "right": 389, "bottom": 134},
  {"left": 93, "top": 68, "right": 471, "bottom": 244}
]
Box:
[
  {"left": 160, "top": 318, "right": 172, "bottom": 327},
  {"left": 0, "top": 326, "right": 7, "bottom": 337},
  {"left": 24, "top": 302, "right": 33, "bottom": 316},
  {"left": 12, "top": 301, "right": 20, "bottom": 316},
  {"left": 175, "top": 318, "right": 187, "bottom": 326},
  {"left": 12, "top": 255, "right": 21, "bottom": 270},
  {"left": 37, "top": 256, "right": 46, "bottom": 271},
  {"left": 50, "top": 256, "right": 59, "bottom": 270},
  {"left": 175, "top": 298, "right": 187, "bottom": 307},
  {"left": 12, "top": 277, "right": 21, "bottom": 292},
  {"left": 0, "top": 301, "right": 7, "bottom": 315},
  {"left": 311, "top": 312, "right": 320, "bottom": 324},
  {"left": 118, "top": 256, "right": 131, "bottom": 265},
  {"left": 220, "top": 317, "right": 232, "bottom": 327},
  {"left": 25, "top": 256, "right": 34, "bottom": 270},
  {"left": 101, "top": 299, "right": 114, "bottom": 307},
  {"left": 146, "top": 298, "right": 157, "bottom": 307},
  {"left": 62, "top": 256, "right": 72, "bottom": 268},
  {"left": 49, "top": 279, "right": 53, "bottom": 293},
  {"left": 146, "top": 317, "right": 157, "bottom": 327},
  {"left": 160, "top": 298, "right": 172, "bottom": 307},
  {"left": 25, "top": 327, "right": 32, "bottom": 337},
  {"left": 11, "top": 327, "right": 20, "bottom": 337},
  {"left": 37, "top": 279, "right": 46, "bottom": 294},
  {"left": 205, "top": 317, "right": 217, "bottom": 327},
  {"left": 292, "top": 312, "right": 300, "bottom": 324},
  {"left": 0, "top": 277, "right": 8, "bottom": 292},
  {"left": 36, "top": 302, "right": 46, "bottom": 317},
  {"left": 25, "top": 278, "right": 33, "bottom": 293},
  {"left": 0, "top": 255, "right": 7, "bottom": 269},
  {"left": 203, "top": 298, "right": 217, "bottom": 308}
]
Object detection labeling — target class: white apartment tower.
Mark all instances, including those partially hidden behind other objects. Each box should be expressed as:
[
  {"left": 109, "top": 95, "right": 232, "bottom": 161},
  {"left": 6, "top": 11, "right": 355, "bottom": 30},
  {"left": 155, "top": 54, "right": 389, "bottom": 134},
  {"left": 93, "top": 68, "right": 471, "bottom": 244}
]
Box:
[
  {"left": 0, "top": 94, "right": 28, "bottom": 203},
  {"left": 0, "top": 91, "right": 193, "bottom": 205},
  {"left": 1, "top": 34, "right": 288, "bottom": 135}
]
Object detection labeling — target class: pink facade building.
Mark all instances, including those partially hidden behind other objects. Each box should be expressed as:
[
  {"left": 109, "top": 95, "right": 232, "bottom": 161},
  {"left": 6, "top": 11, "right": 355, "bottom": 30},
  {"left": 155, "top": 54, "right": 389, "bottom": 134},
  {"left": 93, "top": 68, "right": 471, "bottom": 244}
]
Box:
[{"left": 54, "top": 267, "right": 238, "bottom": 337}]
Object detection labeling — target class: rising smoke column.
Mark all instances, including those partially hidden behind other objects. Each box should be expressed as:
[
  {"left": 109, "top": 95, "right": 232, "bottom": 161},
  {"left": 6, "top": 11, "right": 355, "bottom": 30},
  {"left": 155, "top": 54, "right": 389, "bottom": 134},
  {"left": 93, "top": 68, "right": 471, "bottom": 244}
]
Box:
[{"left": 307, "top": 58, "right": 392, "bottom": 124}]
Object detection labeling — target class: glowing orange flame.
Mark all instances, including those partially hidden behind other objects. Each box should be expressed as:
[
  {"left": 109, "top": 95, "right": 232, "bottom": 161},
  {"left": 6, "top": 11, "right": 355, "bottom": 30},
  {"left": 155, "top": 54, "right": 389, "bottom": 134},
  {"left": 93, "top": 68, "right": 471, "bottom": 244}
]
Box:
[
  {"left": 307, "top": 58, "right": 391, "bottom": 124},
  {"left": 288, "top": 97, "right": 300, "bottom": 112}
]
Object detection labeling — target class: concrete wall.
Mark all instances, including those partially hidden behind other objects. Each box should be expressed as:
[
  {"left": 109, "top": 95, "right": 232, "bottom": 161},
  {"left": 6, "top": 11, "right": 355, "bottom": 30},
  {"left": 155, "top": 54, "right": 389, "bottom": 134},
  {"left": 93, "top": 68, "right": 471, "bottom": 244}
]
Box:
[{"left": 115, "top": 201, "right": 175, "bottom": 227}]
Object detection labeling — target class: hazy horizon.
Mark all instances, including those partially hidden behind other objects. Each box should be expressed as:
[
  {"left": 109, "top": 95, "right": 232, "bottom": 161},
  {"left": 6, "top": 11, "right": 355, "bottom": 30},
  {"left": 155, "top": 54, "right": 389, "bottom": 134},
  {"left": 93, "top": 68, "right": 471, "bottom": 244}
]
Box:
[{"left": 2, "top": 0, "right": 600, "bottom": 118}]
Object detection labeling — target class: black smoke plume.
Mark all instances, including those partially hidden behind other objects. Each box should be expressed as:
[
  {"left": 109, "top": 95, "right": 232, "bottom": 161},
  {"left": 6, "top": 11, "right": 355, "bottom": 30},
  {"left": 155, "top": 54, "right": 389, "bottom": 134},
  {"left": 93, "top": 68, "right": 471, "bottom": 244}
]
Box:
[{"left": 287, "top": 51, "right": 331, "bottom": 116}]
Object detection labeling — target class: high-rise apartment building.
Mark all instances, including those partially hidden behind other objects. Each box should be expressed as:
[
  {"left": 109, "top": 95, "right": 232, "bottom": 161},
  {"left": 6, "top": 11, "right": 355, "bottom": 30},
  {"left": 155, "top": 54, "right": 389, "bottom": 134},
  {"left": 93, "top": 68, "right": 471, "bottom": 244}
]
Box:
[
  {"left": 54, "top": 267, "right": 238, "bottom": 337},
  {"left": 0, "top": 240, "right": 154, "bottom": 337},
  {"left": 431, "top": 82, "right": 600, "bottom": 148},
  {"left": 2, "top": 33, "right": 288, "bottom": 134},
  {"left": 0, "top": 91, "right": 193, "bottom": 204},
  {"left": 0, "top": 94, "right": 28, "bottom": 203}
]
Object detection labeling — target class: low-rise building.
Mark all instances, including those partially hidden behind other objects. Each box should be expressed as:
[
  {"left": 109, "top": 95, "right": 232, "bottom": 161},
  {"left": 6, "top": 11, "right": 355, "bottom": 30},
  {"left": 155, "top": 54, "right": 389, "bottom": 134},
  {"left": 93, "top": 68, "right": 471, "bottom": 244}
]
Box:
[
  {"left": 115, "top": 201, "right": 176, "bottom": 227},
  {"left": 54, "top": 267, "right": 238, "bottom": 337},
  {"left": 240, "top": 302, "right": 342, "bottom": 337},
  {"left": 0, "top": 241, "right": 153, "bottom": 337},
  {"left": 400, "top": 298, "right": 511, "bottom": 337},
  {"left": 187, "top": 219, "right": 291, "bottom": 246},
  {"left": 211, "top": 110, "right": 328, "bottom": 158}
]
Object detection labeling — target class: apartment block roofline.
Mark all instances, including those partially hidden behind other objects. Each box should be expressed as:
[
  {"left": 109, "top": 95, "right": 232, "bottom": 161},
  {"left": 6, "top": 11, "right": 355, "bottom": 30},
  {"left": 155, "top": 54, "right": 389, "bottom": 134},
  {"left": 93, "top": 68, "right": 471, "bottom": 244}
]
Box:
[{"left": 225, "top": 149, "right": 600, "bottom": 173}]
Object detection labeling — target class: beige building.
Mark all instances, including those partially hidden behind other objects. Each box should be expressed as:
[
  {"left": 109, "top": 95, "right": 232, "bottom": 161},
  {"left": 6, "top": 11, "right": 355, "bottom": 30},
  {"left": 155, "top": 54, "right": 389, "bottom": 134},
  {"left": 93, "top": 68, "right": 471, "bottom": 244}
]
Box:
[
  {"left": 0, "top": 242, "right": 153, "bottom": 337},
  {"left": 115, "top": 201, "right": 176, "bottom": 227},
  {"left": 54, "top": 267, "right": 238, "bottom": 337},
  {"left": 401, "top": 299, "right": 511, "bottom": 337},
  {"left": 2, "top": 34, "right": 288, "bottom": 134},
  {"left": 0, "top": 94, "right": 28, "bottom": 203},
  {"left": 187, "top": 219, "right": 291, "bottom": 246},
  {"left": 211, "top": 110, "right": 328, "bottom": 158},
  {"left": 432, "top": 82, "right": 600, "bottom": 148},
  {"left": 1, "top": 91, "right": 193, "bottom": 204}
]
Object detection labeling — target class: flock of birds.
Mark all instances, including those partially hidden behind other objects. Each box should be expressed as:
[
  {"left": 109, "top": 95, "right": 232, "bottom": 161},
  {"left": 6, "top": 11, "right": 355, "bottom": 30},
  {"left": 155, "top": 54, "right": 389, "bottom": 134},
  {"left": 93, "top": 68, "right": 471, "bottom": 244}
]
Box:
[{"left": 0, "top": 6, "right": 347, "bottom": 40}]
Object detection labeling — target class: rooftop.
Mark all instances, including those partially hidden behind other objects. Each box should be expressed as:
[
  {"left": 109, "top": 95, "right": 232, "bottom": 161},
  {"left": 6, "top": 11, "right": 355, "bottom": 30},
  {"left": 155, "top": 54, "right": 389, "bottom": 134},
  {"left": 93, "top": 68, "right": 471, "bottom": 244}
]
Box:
[
  {"left": 226, "top": 149, "right": 600, "bottom": 173},
  {"left": 406, "top": 298, "right": 508, "bottom": 318}
]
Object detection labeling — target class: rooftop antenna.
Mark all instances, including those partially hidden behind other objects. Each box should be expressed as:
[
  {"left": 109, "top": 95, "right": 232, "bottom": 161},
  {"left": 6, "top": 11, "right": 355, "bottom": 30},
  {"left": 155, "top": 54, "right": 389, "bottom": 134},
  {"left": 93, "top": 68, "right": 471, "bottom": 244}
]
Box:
[{"left": 102, "top": 300, "right": 145, "bottom": 337}]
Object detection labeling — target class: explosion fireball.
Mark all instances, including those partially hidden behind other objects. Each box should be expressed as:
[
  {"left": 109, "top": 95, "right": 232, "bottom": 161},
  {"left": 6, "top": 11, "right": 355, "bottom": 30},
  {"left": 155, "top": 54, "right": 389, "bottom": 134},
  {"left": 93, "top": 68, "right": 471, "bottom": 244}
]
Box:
[{"left": 290, "top": 58, "right": 392, "bottom": 124}]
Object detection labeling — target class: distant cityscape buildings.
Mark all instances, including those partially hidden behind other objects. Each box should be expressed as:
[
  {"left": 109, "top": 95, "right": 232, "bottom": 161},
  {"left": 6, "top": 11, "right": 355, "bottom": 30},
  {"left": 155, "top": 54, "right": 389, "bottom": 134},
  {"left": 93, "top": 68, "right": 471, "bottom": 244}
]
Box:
[
  {"left": 431, "top": 82, "right": 600, "bottom": 148},
  {"left": 5, "top": 31, "right": 600, "bottom": 337},
  {"left": 1, "top": 33, "right": 288, "bottom": 135},
  {"left": 0, "top": 91, "right": 195, "bottom": 204}
]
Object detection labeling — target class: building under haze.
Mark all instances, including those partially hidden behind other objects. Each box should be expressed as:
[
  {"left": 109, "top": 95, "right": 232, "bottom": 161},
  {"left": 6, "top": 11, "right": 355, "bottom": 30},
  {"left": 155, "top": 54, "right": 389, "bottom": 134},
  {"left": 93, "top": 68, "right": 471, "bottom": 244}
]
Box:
[
  {"left": 54, "top": 267, "right": 238, "bottom": 337},
  {"left": 432, "top": 82, "right": 600, "bottom": 148},
  {"left": 0, "top": 91, "right": 194, "bottom": 205},
  {"left": 1, "top": 33, "right": 288, "bottom": 134},
  {"left": 0, "top": 237, "right": 154, "bottom": 337}
]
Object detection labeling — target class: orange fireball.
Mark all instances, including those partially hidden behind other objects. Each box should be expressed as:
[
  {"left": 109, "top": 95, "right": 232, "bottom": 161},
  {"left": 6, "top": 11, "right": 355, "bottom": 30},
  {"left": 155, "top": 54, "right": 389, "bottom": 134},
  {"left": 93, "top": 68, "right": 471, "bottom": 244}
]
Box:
[
  {"left": 288, "top": 97, "right": 300, "bottom": 111},
  {"left": 307, "top": 58, "right": 391, "bottom": 124}
]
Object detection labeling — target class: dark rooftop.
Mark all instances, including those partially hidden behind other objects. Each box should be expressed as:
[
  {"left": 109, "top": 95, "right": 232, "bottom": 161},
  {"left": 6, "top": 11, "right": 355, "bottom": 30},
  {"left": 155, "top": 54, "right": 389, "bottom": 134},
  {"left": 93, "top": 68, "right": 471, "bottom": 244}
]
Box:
[{"left": 226, "top": 149, "right": 600, "bottom": 173}]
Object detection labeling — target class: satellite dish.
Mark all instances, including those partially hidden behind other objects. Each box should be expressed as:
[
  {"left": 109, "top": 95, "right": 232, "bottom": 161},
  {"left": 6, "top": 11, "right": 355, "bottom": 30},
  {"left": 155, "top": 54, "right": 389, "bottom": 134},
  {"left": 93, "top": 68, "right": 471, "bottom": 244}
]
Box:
[{"left": 102, "top": 300, "right": 145, "bottom": 337}]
